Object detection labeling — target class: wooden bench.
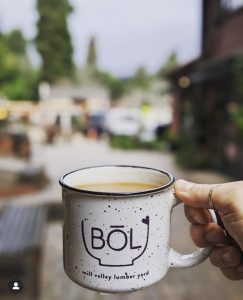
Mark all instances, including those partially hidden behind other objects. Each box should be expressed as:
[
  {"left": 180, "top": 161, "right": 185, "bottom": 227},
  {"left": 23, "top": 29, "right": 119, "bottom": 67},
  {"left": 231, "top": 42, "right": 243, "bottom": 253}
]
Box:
[{"left": 0, "top": 205, "right": 47, "bottom": 299}]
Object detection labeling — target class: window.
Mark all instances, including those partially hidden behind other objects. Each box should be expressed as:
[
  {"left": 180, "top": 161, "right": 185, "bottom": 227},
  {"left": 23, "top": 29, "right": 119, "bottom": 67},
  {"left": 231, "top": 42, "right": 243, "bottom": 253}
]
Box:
[{"left": 221, "top": 0, "right": 243, "bottom": 11}]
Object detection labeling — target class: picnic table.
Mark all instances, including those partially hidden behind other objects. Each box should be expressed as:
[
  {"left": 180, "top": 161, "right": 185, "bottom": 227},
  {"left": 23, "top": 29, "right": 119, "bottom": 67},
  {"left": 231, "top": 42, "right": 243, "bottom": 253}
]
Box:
[{"left": 0, "top": 205, "right": 47, "bottom": 300}]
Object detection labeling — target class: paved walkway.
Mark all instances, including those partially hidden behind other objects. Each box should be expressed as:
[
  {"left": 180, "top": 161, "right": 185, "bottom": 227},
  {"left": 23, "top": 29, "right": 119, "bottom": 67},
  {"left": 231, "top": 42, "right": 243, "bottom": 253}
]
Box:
[
  {"left": 2, "top": 136, "right": 242, "bottom": 300},
  {"left": 3, "top": 135, "right": 231, "bottom": 206}
]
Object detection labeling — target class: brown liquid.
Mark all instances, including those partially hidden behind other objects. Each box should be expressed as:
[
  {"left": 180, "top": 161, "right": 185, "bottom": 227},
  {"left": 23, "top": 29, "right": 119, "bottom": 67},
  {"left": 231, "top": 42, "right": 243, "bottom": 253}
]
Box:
[{"left": 75, "top": 182, "right": 161, "bottom": 193}]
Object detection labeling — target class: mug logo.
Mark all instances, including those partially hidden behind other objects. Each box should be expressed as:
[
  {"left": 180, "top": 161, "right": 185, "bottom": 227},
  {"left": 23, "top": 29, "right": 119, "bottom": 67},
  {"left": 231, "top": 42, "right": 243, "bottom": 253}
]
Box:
[{"left": 81, "top": 216, "right": 150, "bottom": 267}]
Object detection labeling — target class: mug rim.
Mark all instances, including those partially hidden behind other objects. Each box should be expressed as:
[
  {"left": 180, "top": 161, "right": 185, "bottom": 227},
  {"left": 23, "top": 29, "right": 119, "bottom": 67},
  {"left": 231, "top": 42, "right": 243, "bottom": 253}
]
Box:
[{"left": 59, "top": 165, "right": 175, "bottom": 197}]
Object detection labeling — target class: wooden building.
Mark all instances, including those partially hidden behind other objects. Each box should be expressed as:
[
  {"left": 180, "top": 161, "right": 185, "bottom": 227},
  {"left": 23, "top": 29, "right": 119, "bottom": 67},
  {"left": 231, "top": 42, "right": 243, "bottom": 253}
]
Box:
[{"left": 168, "top": 0, "right": 243, "bottom": 177}]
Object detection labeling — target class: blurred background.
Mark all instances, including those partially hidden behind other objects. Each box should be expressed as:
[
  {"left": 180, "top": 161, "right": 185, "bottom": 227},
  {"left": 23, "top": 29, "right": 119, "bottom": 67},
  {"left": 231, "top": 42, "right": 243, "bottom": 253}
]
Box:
[{"left": 0, "top": 0, "right": 243, "bottom": 299}]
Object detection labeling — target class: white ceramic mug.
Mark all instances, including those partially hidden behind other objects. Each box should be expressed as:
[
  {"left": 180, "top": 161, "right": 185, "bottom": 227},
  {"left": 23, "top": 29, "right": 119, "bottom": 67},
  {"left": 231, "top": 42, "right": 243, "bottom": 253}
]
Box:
[{"left": 60, "top": 165, "right": 217, "bottom": 293}]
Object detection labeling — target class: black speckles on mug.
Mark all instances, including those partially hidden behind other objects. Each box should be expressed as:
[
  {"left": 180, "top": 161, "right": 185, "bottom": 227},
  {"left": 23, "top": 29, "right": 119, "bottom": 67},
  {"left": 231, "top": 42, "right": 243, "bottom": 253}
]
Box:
[{"left": 63, "top": 184, "right": 173, "bottom": 292}]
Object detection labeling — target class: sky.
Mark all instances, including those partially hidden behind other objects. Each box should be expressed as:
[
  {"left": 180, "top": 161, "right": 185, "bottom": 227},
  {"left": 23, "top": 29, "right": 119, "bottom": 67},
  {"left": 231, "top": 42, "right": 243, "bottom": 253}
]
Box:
[{"left": 0, "top": 0, "right": 202, "bottom": 77}]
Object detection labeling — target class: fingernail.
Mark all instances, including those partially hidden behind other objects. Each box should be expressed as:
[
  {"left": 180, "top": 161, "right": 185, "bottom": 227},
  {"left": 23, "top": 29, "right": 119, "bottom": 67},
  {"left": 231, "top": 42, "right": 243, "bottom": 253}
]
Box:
[
  {"left": 175, "top": 180, "right": 193, "bottom": 192},
  {"left": 237, "top": 265, "right": 243, "bottom": 273},
  {"left": 222, "top": 250, "right": 233, "bottom": 263}
]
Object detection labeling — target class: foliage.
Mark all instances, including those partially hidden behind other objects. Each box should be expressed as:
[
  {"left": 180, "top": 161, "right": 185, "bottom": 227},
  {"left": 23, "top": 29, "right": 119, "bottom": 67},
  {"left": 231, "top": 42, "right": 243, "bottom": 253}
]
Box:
[
  {"left": 131, "top": 66, "right": 149, "bottom": 89},
  {"left": 176, "top": 132, "right": 209, "bottom": 169},
  {"left": 95, "top": 65, "right": 152, "bottom": 100},
  {"left": 231, "top": 56, "right": 243, "bottom": 142},
  {"left": 0, "top": 38, "right": 18, "bottom": 82},
  {"left": 86, "top": 37, "right": 97, "bottom": 67},
  {"left": 1, "top": 72, "right": 39, "bottom": 100},
  {"left": 175, "top": 99, "right": 209, "bottom": 169},
  {"left": 35, "top": 0, "right": 74, "bottom": 82},
  {"left": 0, "top": 32, "right": 39, "bottom": 100},
  {"left": 157, "top": 52, "right": 178, "bottom": 76},
  {"left": 109, "top": 135, "right": 166, "bottom": 151},
  {"left": 110, "top": 136, "right": 138, "bottom": 150},
  {"left": 4, "top": 30, "right": 26, "bottom": 55},
  {"left": 233, "top": 56, "right": 243, "bottom": 99},
  {"left": 162, "top": 129, "right": 179, "bottom": 150},
  {"left": 230, "top": 105, "right": 243, "bottom": 142},
  {"left": 95, "top": 70, "right": 126, "bottom": 100}
]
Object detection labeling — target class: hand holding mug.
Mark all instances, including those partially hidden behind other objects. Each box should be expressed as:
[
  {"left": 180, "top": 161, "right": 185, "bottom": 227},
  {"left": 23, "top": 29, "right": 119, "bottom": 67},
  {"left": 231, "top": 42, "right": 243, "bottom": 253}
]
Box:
[{"left": 175, "top": 180, "right": 243, "bottom": 280}]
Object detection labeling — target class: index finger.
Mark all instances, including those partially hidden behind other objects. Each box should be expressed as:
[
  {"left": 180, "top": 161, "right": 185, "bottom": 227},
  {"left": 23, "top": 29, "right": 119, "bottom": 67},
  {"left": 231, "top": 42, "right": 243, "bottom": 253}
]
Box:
[{"left": 174, "top": 180, "right": 226, "bottom": 210}]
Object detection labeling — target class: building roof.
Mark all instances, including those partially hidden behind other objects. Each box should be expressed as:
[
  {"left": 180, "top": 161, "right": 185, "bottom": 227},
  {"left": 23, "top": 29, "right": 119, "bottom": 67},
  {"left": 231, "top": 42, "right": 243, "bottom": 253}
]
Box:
[
  {"left": 49, "top": 83, "right": 109, "bottom": 100},
  {"left": 166, "top": 52, "right": 243, "bottom": 86}
]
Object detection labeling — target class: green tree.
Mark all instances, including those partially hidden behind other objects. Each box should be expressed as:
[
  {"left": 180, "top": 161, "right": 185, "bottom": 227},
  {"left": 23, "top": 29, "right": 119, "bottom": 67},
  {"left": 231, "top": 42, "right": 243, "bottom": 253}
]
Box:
[
  {"left": 158, "top": 52, "right": 178, "bottom": 76},
  {"left": 4, "top": 30, "right": 26, "bottom": 55},
  {"left": 86, "top": 36, "right": 97, "bottom": 67},
  {"left": 95, "top": 70, "right": 125, "bottom": 100},
  {"left": 132, "top": 66, "right": 149, "bottom": 88},
  {"left": 0, "top": 37, "right": 18, "bottom": 84},
  {"left": 0, "top": 32, "right": 38, "bottom": 100},
  {"left": 35, "top": 0, "right": 74, "bottom": 82}
]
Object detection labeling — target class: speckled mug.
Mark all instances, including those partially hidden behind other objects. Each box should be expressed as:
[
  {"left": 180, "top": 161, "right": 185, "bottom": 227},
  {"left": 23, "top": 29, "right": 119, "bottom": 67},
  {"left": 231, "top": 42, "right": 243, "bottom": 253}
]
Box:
[{"left": 59, "top": 165, "right": 216, "bottom": 293}]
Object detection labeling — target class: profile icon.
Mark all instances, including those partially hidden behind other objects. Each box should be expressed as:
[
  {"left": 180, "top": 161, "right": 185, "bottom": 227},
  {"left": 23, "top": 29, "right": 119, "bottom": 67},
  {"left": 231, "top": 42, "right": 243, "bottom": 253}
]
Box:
[
  {"left": 8, "top": 279, "right": 24, "bottom": 294},
  {"left": 12, "top": 282, "right": 20, "bottom": 290}
]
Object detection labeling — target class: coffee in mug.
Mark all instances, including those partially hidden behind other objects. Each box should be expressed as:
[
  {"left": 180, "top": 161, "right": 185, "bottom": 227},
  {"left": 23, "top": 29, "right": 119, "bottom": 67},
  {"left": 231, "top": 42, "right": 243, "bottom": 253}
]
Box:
[{"left": 75, "top": 182, "right": 162, "bottom": 193}]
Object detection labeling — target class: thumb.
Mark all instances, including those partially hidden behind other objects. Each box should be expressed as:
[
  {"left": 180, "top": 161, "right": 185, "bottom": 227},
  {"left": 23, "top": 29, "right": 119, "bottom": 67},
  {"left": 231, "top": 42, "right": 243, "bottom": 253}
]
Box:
[{"left": 174, "top": 179, "right": 224, "bottom": 210}]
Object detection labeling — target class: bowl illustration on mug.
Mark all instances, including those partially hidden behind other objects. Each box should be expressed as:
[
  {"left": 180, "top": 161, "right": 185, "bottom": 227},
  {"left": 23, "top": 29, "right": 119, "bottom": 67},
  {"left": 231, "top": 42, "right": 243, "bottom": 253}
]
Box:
[{"left": 81, "top": 216, "right": 150, "bottom": 267}]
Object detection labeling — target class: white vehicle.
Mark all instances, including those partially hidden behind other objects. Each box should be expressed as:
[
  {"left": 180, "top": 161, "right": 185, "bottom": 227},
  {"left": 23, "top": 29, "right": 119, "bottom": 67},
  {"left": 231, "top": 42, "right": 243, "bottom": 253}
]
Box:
[{"left": 106, "top": 108, "right": 141, "bottom": 137}]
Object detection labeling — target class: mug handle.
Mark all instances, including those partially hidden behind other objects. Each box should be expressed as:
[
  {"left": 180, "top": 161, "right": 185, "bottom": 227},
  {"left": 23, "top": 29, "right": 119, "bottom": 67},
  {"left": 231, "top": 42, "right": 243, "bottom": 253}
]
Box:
[{"left": 169, "top": 196, "right": 217, "bottom": 268}]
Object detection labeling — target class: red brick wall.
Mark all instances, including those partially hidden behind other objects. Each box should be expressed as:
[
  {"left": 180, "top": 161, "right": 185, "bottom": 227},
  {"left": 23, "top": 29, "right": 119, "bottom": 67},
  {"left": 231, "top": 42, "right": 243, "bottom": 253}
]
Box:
[
  {"left": 209, "top": 11, "right": 243, "bottom": 58},
  {"left": 170, "top": 90, "right": 182, "bottom": 136}
]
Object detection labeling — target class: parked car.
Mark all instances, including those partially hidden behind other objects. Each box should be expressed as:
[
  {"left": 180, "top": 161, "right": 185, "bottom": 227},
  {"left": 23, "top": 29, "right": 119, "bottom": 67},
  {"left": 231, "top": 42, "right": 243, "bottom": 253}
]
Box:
[{"left": 106, "top": 108, "right": 141, "bottom": 137}]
